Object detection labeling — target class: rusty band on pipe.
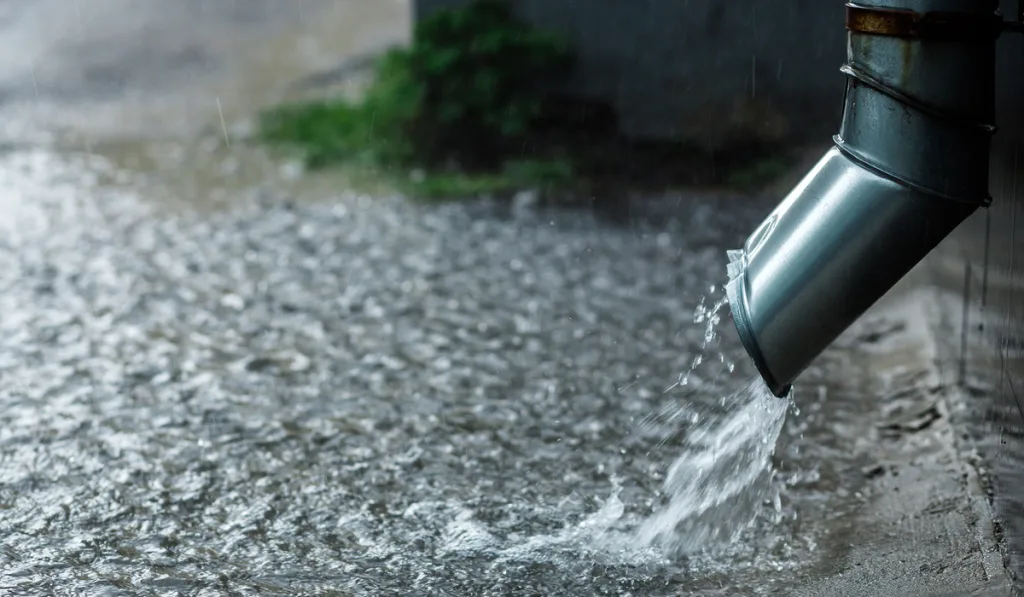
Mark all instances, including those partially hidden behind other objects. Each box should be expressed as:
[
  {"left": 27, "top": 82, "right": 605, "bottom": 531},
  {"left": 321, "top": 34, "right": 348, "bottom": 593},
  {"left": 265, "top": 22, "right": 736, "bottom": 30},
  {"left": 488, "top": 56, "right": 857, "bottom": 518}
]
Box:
[{"left": 846, "top": 3, "right": 1001, "bottom": 41}]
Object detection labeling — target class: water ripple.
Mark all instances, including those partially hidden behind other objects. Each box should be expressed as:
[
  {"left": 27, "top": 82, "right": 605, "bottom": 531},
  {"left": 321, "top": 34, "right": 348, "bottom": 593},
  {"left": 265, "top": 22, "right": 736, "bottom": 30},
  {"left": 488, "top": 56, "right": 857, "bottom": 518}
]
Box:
[{"left": 0, "top": 147, "right": 846, "bottom": 595}]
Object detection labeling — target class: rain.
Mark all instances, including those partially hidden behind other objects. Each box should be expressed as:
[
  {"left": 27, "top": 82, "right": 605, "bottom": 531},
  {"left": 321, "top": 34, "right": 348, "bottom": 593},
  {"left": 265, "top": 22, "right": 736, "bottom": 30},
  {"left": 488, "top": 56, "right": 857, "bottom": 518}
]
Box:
[{"left": 0, "top": 1, "right": 1020, "bottom": 596}]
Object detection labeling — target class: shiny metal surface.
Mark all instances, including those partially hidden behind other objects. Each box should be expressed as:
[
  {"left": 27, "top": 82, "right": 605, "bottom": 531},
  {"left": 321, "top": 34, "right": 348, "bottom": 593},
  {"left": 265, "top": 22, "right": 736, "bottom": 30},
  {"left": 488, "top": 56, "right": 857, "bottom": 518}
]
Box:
[
  {"left": 841, "top": 0, "right": 996, "bottom": 204},
  {"left": 727, "top": 0, "right": 997, "bottom": 395},
  {"left": 836, "top": 77, "right": 992, "bottom": 203},
  {"left": 727, "top": 148, "right": 978, "bottom": 396}
]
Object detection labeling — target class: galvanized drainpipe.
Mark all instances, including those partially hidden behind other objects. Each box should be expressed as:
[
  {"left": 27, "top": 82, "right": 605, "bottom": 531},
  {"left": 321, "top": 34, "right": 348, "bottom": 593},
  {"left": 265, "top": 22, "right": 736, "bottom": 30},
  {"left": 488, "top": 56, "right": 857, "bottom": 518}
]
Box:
[{"left": 726, "top": 1, "right": 1022, "bottom": 398}]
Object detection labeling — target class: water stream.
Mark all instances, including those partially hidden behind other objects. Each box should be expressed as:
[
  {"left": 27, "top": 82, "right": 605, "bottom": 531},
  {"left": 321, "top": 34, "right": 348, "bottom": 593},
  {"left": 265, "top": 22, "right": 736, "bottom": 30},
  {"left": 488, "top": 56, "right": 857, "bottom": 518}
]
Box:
[
  {"left": 634, "top": 282, "right": 790, "bottom": 555},
  {"left": 635, "top": 378, "right": 789, "bottom": 553}
]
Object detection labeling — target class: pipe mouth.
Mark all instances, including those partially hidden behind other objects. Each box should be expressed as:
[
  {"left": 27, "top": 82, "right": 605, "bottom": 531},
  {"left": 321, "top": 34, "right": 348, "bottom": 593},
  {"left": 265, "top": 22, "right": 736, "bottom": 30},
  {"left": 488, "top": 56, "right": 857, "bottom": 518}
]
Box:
[{"left": 725, "top": 275, "right": 792, "bottom": 399}]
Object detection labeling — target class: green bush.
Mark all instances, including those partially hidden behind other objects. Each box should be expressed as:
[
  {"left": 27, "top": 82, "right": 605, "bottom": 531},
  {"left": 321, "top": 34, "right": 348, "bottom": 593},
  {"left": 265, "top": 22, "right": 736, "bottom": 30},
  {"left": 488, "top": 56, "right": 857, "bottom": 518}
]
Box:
[
  {"left": 258, "top": 0, "right": 575, "bottom": 197},
  {"left": 405, "top": 158, "right": 575, "bottom": 199},
  {"left": 259, "top": 49, "right": 421, "bottom": 169},
  {"left": 411, "top": 0, "right": 573, "bottom": 156}
]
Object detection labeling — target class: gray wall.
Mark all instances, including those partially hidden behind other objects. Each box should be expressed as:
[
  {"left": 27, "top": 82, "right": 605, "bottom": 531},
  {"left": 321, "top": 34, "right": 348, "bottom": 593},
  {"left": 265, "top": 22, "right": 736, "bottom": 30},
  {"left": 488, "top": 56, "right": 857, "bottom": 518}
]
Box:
[
  {"left": 415, "top": 0, "right": 848, "bottom": 149},
  {"left": 953, "top": 3, "right": 1024, "bottom": 581},
  {"left": 912, "top": 0, "right": 1023, "bottom": 584}
]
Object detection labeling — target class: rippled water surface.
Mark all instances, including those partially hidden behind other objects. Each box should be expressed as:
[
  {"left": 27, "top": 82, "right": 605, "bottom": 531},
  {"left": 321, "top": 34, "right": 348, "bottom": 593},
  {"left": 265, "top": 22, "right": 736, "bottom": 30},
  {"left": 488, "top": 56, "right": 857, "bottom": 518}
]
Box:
[{"left": 0, "top": 148, "right": 868, "bottom": 596}]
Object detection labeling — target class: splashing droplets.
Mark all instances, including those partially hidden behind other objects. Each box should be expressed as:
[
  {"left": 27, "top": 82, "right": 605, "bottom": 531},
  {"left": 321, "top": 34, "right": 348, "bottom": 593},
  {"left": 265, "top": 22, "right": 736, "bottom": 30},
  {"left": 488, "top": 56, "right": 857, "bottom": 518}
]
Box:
[{"left": 636, "top": 284, "right": 789, "bottom": 555}]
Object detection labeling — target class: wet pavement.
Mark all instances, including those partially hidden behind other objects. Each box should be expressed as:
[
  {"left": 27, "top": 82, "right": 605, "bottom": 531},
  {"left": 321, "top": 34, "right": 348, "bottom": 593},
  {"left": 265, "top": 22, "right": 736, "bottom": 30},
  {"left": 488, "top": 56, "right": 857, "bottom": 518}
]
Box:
[
  {"left": 0, "top": 2, "right": 1013, "bottom": 596},
  {"left": 2, "top": 150, "right": 1003, "bottom": 596}
]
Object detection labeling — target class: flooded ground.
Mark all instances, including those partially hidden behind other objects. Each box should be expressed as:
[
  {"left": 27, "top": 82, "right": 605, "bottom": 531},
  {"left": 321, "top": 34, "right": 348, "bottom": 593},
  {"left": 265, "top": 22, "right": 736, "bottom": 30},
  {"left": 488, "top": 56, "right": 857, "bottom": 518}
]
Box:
[{"left": 0, "top": 2, "right": 1012, "bottom": 595}]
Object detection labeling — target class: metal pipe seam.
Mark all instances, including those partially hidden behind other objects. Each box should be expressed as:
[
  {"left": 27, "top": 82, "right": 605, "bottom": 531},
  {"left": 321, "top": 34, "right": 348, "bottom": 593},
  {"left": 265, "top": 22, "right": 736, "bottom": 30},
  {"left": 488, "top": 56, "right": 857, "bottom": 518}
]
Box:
[{"left": 839, "top": 1, "right": 998, "bottom": 205}]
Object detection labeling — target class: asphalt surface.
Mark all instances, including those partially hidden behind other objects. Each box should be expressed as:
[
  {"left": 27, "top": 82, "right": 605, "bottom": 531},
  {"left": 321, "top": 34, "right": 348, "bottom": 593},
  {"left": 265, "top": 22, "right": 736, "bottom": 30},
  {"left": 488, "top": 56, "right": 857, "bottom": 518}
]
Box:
[{"left": 0, "top": 1, "right": 1014, "bottom": 595}]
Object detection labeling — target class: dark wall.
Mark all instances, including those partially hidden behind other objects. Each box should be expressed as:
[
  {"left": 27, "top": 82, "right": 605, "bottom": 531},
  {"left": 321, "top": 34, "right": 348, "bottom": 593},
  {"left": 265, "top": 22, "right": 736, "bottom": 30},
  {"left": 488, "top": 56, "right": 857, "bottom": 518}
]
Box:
[
  {"left": 978, "top": 15, "right": 1024, "bottom": 579},
  {"left": 414, "top": 0, "right": 848, "bottom": 149},
  {"left": 932, "top": 1, "right": 1024, "bottom": 584}
]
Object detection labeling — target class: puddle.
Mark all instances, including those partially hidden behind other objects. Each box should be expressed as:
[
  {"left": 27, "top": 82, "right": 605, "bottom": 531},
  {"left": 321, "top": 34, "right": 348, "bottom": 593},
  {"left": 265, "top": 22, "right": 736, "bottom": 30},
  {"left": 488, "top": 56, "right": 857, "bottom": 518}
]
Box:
[{"left": 0, "top": 145, "right": 849, "bottom": 596}]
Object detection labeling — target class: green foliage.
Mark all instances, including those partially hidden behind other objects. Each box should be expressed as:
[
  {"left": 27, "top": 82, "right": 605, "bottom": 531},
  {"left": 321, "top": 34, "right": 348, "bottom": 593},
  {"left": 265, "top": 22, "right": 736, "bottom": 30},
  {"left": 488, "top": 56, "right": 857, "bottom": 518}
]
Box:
[
  {"left": 259, "top": 49, "right": 421, "bottom": 169},
  {"left": 258, "top": 0, "right": 575, "bottom": 198},
  {"left": 411, "top": 0, "right": 573, "bottom": 146},
  {"left": 406, "top": 158, "right": 575, "bottom": 200}
]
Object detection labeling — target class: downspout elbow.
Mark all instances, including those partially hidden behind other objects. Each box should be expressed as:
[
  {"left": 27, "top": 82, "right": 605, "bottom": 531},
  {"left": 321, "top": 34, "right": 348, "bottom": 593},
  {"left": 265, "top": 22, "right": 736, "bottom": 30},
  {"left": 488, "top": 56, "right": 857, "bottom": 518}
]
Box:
[{"left": 726, "top": 0, "right": 1000, "bottom": 397}]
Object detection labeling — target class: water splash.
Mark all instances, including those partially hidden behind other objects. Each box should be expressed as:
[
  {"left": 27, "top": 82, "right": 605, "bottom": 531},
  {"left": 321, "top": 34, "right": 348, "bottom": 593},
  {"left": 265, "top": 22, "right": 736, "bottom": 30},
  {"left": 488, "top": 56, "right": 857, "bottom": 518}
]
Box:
[
  {"left": 634, "top": 378, "right": 788, "bottom": 554},
  {"left": 491, "top": 489, "right": 632, "bottom": 563},
  {"left": 635, "top": 252, "right": 790, "bottom": 555},
  {"left": 663, "top": 286, "right": 735, "bottom": 395},
  {"left": 440, "top": 509, "right": 500, "bottom": 555},
  {"left": 435, "top": 275, "right": 790, "bottom": 563}
]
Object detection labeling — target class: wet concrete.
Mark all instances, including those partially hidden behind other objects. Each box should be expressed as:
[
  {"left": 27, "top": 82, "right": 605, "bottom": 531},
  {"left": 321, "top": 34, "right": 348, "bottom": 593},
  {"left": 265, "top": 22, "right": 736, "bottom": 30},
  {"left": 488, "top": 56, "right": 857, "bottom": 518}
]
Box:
[
  {"left": 927, "top": 157, "right": 1024, "bottom": 593},
  {"left": 0, "top": 2, "right": 1013, "bottom": 595},
  {"left": 1, "top": 151, "right": 1010, "bottom": 596}
]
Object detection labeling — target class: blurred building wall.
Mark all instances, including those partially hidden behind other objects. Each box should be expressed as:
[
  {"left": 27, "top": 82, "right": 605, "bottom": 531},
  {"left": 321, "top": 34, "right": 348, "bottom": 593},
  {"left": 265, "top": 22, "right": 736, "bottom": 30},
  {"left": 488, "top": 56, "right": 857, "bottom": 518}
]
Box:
[
  {"left": 923, "top": 0, "right": 1023, "bottom": 585},
  {"left": 414, "top": 0, "right": 847, "bottom": 150},
  {"left": 963, "top": 2, "right": 1023, "bottom": 582}
]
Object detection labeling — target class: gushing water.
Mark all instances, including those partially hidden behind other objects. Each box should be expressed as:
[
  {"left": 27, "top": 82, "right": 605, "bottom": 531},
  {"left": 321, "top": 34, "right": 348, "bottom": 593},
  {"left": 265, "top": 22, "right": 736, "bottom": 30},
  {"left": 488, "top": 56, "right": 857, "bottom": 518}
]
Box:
[
  {"left": 633, "top": 273, "right": 791, "bottom": 554},
  {"left": 634, "top": 379, "right": 788, "bottom": 553}
]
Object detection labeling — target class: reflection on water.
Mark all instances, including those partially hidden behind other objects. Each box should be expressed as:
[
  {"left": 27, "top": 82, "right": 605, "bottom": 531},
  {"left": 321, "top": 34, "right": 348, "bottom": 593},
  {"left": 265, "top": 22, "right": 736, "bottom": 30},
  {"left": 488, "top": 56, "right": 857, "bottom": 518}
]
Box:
[{"left": 0, "top": 147, "right": 851, "bottom": 595}]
